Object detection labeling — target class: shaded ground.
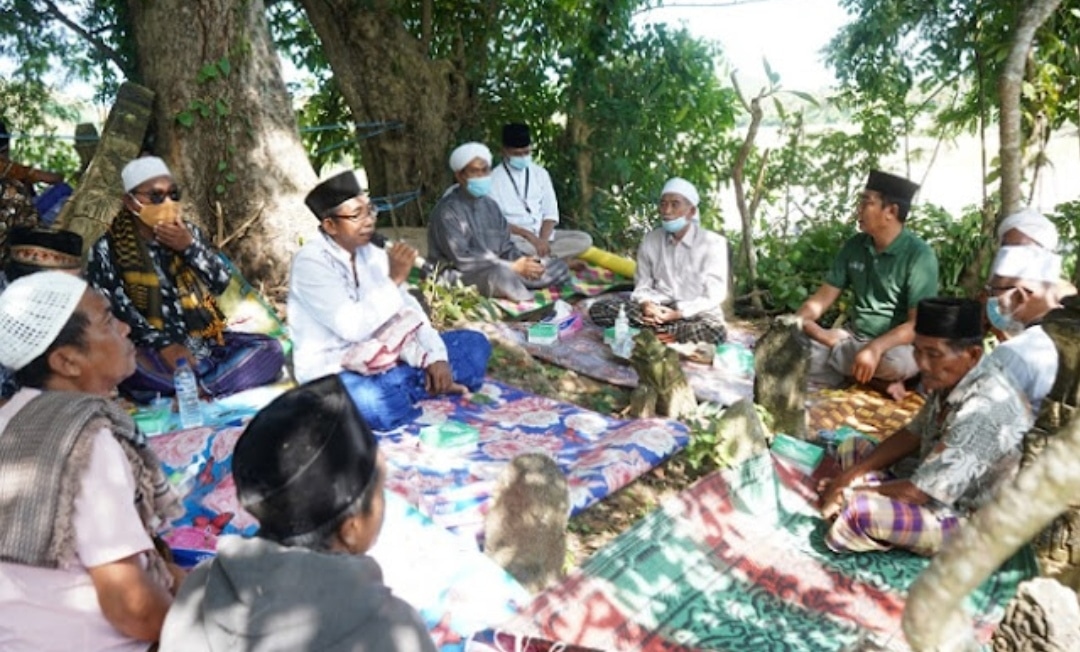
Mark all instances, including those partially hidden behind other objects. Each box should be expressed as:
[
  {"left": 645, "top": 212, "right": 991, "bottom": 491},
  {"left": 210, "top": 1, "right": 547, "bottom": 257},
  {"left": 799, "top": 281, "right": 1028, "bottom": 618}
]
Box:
[{"left": 485, "top": 318, "right": 767, "bottom": 567}]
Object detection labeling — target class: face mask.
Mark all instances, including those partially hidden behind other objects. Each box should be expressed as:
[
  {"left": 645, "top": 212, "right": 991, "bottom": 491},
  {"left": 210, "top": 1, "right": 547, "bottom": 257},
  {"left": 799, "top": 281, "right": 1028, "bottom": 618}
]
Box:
[
  {"left": 134, "top": 198, "right": 180, "bottom": 228},
  {"left": 986, "top": 297, "right": 1024, "bottom": 335},
  {"left": 508, "top": 155, "right": 531, "bottom": 171},
  {"left": 662, "top": 216, "right": 688, "bottom": 234},
  {"left": 466, "top": 176, "right": 493, "bottom": 198}
]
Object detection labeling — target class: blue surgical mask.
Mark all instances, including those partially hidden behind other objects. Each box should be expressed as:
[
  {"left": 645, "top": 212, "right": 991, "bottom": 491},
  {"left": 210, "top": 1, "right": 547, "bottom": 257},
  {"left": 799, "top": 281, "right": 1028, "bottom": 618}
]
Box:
[
  {"left": 508, "top": 155, "right": 531, "bottom": 170},
  {"left": 466, "top": 176, "right": 493, "bottom": 198},
  {"left": 986, "top": 297, "right": 1024, "bottom": 335},
  {"left": 662, "top": 216, "right": 688, "bottom": 234}
]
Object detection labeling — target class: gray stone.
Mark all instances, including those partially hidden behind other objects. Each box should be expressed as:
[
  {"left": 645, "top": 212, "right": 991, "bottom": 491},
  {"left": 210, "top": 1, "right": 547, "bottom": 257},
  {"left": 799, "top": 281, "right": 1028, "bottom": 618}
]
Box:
[
  {"left": 753, "top": 314, "right": 810, "bottom": 439},
  {"left": 484, "top": 453, "right": 569, "bottom": 594},
  {"left": 991, "top": 578, "right": 1080, "bottom": 652}
]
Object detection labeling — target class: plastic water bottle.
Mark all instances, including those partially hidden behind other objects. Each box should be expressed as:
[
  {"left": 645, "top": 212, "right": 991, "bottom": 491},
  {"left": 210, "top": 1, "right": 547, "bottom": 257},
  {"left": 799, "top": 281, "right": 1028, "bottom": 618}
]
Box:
[
  {"left": 174, "top": 359, "right": 204, "bottom": 429},
  {"left": 613, "top": 305, "right": 631, "bottom": 357}
]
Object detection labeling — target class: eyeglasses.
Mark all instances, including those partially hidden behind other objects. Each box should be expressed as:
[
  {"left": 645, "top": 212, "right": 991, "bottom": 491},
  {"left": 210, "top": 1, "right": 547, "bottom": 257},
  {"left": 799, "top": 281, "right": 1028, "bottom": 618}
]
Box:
[
  {"left": 330, "top": 205, "right": 378, "bottom": 223},
  {"left": 132, "top": 187, "right": 182, "bottom": 204}
]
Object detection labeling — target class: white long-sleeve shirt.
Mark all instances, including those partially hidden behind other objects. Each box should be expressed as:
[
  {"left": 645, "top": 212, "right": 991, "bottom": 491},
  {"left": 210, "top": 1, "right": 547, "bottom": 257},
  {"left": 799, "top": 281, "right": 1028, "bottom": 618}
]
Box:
[
  {"left": 287, "top": 232, "right": 446, "bottom": 383},
  {"left": 631, "top": 221, "right": 729, "bottom": 320},
  {"left": 489, "top": 160, "right": 559, "bottom": 235}
]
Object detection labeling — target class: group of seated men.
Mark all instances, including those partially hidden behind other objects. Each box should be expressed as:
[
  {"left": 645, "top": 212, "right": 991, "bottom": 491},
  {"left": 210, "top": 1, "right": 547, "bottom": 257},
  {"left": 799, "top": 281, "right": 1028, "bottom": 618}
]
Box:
[{"left": 0, "top": 123, "right": 1071, "bottom": 648}]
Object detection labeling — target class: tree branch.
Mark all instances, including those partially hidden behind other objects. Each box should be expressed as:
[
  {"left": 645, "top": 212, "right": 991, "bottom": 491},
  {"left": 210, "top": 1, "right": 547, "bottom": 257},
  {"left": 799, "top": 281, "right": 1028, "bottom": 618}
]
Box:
[{"left": 39, "top": 0, "right": 128, "bottom": 74}]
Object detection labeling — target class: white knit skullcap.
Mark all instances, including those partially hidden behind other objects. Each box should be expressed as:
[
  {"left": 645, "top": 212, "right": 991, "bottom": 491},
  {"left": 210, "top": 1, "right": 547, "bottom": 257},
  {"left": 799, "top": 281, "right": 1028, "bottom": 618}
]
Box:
[
  {"left": 991, "top": 245, "right": 1062, "bottom": 284},
  {"left": 121, "top": 156, "right": 172, "bottom": 192},
  {"left": 997, "top": 207, "right": 1059, "bottom": 251},
  {"left": 0, "top": 272, "right": 88, "bottom": 371},
  {"left": 449, "top": 143, "right": 492, "bottom": 173},
  {"left": 661, "top": 177, "right": 699, "bottom": 207}
]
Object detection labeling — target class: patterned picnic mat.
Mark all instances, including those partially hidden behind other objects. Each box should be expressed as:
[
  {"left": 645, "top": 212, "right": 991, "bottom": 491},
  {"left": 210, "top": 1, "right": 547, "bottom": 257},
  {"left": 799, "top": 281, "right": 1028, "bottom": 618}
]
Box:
[
  {"left": 488, "top": 312, "right": 757, "bottom": 408},
  {"left": 493, "top": 453, "right": 1035, "bottom": 651},
  {"left": 491, "top": 262, "right": 634, "bottom": 318},
  {"left": 807, "top": 385, "right": 926, "bottom": 439}
]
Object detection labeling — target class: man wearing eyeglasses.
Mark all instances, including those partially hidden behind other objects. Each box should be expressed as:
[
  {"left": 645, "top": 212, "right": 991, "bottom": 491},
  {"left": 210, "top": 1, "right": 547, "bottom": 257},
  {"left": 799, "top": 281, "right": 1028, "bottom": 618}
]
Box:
[
  {"left": 287, "top": 171, "right": 490, "bottom": 430},
  {"left": 796, "top": 170, "right": 939, "bottom": 401},
  {"left": 86, "top": 156, "right": 285, "bottom": 403}
]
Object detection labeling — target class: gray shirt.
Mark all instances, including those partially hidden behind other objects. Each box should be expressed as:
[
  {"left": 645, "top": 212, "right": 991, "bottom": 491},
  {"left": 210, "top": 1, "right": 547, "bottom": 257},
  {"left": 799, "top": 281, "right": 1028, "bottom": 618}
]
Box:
[{"left": 427, "top": 187, "right": 525, "bottom": 275}]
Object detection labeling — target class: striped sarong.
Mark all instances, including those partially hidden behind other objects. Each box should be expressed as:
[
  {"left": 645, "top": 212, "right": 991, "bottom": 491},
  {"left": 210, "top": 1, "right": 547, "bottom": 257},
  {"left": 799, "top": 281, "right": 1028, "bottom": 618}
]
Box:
[
  {"left": 825, "top": 436, "right": 960, "bottom": 556},
  {"left": 121, "top": 331, "right": 284, "bottom": 403},
  {"left": 588, "top": 297, "right": 727, "bottom": 345}
]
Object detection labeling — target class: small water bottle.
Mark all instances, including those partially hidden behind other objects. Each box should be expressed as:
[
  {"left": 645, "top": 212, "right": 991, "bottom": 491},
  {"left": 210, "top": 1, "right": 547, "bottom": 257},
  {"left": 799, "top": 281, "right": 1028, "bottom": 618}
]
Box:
[
  {"left": 613, "top": 304, "right": 631, "bottom": 357},
  {"left": 173, "top": 359, "right": 204, "bottom": 429}
]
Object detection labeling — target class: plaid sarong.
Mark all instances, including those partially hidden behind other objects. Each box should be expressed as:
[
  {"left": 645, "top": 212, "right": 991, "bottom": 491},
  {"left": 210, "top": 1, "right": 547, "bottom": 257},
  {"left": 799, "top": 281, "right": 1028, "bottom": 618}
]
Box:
[
  {"left": 825, "top": 436, "right": 960, "bottom": 556},
  {"left": 588, "top": 297, "right": 726, "bottom": 344}
]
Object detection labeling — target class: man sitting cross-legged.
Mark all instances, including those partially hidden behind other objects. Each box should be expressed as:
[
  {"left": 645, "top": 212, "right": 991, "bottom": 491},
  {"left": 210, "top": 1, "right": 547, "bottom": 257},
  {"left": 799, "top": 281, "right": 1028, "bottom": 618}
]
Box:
[
  {"left": 288, "top": 170, "right": 490, "bottom": 430},
  {"left": 427, "top": 142, "right": 571, "bottom": 301},
  {"left": 796, "top": 170, "right": 939, "bottom": 401},
  {"left": 160, "top": 375, "right": 437, "bottom": 651},
  {"left": 0, "top": 272, "right": 184, "bottom": 649},
  {"left": 86, "top": 156, "right": 284, "bottom": 402},
  {"left": 818, "top": 297, "right": 1032, "bottom": 556},
  {"left": 589, "top": 177, "right": 729, "bottom": 345}
]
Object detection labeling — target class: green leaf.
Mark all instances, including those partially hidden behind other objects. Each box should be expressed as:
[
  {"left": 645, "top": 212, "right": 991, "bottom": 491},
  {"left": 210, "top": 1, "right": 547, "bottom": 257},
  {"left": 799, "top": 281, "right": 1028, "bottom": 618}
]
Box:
[
  {"left": 224, "top": 172, "right": 237, "bottom": 183},
  {"left": 176, "top": 111, "right": 195, "bottom": 128},
  {"left": 216, "top": 160, "right": 228, "bottom": 172},
  {"left": 762, "top": 57, "right": 779, "bottom": 86},
  {"left": 197, "top": 63, "right": 219, "bottom": 83},
  {"left": 216, "top": 99, "right": 229, "bottom": 117},
  {"left": 215, "top": 184, "right": 226, "bottom": 195},
  {"left": 217, "top": 57, "right": 231, "bottom": 77},
  {"left": 787, "top": 90, "right": 819, "bottom": 106}
]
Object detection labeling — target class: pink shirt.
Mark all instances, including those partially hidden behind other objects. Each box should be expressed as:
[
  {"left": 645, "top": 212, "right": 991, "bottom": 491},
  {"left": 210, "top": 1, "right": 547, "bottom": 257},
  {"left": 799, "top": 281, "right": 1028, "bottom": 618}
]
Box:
[{"left": 0, "top": 389, "right": 154, "bottom": 651}]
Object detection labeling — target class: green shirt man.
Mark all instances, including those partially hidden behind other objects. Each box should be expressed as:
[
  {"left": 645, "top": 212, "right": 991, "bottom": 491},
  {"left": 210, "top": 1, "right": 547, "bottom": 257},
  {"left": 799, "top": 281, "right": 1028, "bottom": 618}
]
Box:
[{"left": 796, "top": 170, "right": 939, "bottom": 401}]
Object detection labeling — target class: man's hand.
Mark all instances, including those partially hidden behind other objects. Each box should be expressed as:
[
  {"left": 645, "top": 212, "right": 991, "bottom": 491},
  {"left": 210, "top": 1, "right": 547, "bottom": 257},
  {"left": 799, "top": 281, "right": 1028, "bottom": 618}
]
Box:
[
  {"left": 510, "top": 256, "right": 545, "bottom": 281},
  {"left": 530, "top": 233, "right": 551, "bottom": 258},
  {"left": 387, "top": 242, "right": 417, "bottom": 285},
  {"left": 816, "top": 327, "right": 852, "bottom": 349},
  {"left": 153, "top": 220, "right": 195, "bottom": 252},
  {"left": 851, "top": 344, "right": 882, "bottom": 384},
  {"left": 640, "top": 302, "right": 679, "bottom": 326},
  {"left": 159, "top": 343, "right": 197, "bottom": 371},
  {"left": 425, "top": 360, "right": 465, "bottom": 395},
  {"left": 818, "top": 470, "right": 861, "bottom": 521}
]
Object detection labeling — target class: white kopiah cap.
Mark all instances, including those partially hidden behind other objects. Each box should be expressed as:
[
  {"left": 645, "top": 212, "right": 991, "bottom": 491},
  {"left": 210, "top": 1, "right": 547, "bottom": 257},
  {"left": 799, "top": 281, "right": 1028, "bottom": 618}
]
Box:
[
  {"left": 661, "top": 177, "right": 700, "bottom": 207},
  {"left": 991, "top": 245, "right": 1063, "bottom": 283},
  {"left": 449, "top": 142, "right": 492, "bottom": 173},
  {"left": 0, "top": 272, "right": 88, "bottom": 371},
  {"left": 121, "top": 156, "right": 172, "bottom": 192}
]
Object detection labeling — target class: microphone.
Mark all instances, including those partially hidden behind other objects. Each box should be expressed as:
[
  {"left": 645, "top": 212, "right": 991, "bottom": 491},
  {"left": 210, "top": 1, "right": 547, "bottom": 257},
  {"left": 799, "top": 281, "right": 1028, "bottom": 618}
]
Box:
[{"left": 369, "top": 233, "right": 437, "bottom": 278}]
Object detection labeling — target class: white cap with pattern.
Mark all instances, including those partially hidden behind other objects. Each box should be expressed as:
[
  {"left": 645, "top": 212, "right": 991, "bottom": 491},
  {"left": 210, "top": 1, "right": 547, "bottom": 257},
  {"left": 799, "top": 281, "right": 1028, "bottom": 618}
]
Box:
[{"left": 0, "top": 272, "right": 88, "bottom": 371}]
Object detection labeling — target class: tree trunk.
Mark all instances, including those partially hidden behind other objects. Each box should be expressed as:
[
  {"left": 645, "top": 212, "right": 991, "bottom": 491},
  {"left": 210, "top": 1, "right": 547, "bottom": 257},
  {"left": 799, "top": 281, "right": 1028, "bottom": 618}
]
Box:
[
  {"left": 731, "top": 85, "right": 765, "bottom": 313},
  {"left": 297, "top": 1, "right": 470, "bottom": 227},
  {"left": 126, "top": 0, "right": 318, "bottom": 300},
  {"left": 998, "top": 0, "right": 1063, "bottom": 217},
  {"left": 568, "top": 96, "right": 594, "bottom": 234}
]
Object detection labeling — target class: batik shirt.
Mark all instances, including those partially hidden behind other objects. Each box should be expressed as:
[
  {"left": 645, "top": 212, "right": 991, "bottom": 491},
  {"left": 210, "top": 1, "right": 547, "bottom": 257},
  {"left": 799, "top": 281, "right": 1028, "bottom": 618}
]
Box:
[
  {"left": 908, "top": 357, "right": 1032, "bottom": 515},
  {"left": 86, "top": 221, "right": 231, "bottom": 355}
]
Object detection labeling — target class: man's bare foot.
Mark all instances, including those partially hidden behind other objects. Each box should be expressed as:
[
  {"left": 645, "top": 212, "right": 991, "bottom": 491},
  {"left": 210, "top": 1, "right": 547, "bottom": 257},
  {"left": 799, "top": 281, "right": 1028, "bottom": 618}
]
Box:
[
  {"left": 884, "top": 380, "right": 908, "bottom": 402},
  {"left": 866, "top": 378, "right": 909, "bottom": 402}
]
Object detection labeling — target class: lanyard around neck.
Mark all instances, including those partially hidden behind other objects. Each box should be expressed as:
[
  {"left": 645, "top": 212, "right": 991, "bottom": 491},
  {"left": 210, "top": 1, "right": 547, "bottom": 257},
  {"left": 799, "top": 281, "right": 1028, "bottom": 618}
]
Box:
[{"left": 503, "top": 161, "right": 531, "bottom": 215}]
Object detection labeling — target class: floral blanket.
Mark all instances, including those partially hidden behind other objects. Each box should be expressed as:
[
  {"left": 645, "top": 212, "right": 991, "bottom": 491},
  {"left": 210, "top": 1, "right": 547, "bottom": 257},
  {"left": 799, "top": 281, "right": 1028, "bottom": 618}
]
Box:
[
  {"left": 378, "top": 380, "right": 690, "bottom": 539},
  {"left": 145, "top": 379, "right": 689, "bottom": 648},
  {"left": 492, "top": 453, "right": 1035, "bottom": 651}
]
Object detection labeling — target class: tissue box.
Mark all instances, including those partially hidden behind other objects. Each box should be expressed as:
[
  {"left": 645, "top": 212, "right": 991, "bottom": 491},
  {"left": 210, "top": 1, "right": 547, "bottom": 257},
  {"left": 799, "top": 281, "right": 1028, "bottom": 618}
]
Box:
[
  {"left": 770, "top": 433, "right": 825, "bottom": 474},
  {"left": 527, "top": 323, "right": 558, "bottom": 345},
  {"left": 544, "top": 311, "right": 584, "bottom": 339}
]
